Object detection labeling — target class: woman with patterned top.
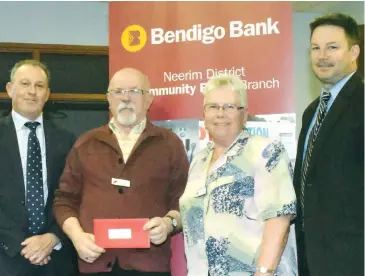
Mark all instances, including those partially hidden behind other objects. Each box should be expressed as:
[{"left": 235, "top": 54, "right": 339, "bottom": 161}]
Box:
[{"left": 179, "top": 74, "right": 298, "bottom": 276}]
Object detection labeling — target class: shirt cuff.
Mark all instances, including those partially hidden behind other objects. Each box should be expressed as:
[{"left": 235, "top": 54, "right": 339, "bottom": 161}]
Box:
[{"left": 54, "top": 242, "right": 62, "bottom": 251}]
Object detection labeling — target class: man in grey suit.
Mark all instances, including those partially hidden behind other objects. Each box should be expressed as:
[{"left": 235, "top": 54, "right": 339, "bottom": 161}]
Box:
[
  {"left": 294, "top": 13, "right": 364, "bottom": 276},
  {"left": 0, "top": 59, "right": 77, "bottom": 276}
]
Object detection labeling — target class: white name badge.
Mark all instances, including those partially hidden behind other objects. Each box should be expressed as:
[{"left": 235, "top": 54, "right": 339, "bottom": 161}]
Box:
[
  {"left": 111, "top": 178, "right": 131, "bottom": 188},
  {"left": 195, "top": 187, "right": 207, "bottom": 198}
]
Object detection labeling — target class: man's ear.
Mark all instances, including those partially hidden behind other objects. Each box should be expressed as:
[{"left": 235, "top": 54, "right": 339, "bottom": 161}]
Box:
[
  {"left": 6, "top": 82, "right": 13, "bottom": 99},
  {"left": 350, "top": 44, "right": 360, "bottom": 62},
  {"left": 45, "top": 88, "right": 50, "bottom": 102}
]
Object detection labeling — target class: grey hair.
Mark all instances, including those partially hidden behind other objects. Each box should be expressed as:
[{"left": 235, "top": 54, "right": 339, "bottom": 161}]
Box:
[
  {"left": 203, "top": 74, "right": 247, "bottom": 107},
  {"left": 10, "top": 59, "right": 50, "bottom": 83}
]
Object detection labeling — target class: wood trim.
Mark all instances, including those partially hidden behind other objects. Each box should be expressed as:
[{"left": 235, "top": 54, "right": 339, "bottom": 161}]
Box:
[
  {"left": 0, "top": 93, "right": 8, "bottom": 100},
  {"left": 0, "top": 47, "right": 33, "bottom": 53},
  {"left": 33, "top": 50, "right": 40, "bottom": 61},
  {"left": 0, "top": 43, "right": 108, "bottom": 55},
  {"left": 0, "top": 43, "right": 109, "bottom": 102},
  {"left": 49, "top": 93, "right": 107, "bottom": 101},
  {"left": 0, "top": 92, "right": 107, "bottom": 102}
]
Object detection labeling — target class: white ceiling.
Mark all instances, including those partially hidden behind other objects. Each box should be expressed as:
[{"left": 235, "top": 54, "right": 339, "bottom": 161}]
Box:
[
  {"left": 292, "top": 1, "right": 362, "bottom": 12},
  {"left": 292, "top": 1, "right": 364, "bottom": 24},
  {"left": 292, "top": 1, "right": 339, "bottom": 12}
]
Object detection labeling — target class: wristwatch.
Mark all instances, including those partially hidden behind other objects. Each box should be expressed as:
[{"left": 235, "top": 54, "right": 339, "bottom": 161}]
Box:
[
  {"left": 256, "top": 266, "right": 275, "bottom": 274},
  {"left": 165, "top": 215, "right": 178, "bottom": 233}
]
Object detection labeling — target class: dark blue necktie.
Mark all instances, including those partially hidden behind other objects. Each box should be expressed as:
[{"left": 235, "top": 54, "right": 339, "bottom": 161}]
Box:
[{"left": 24, "top": 121, "right": 45, "bottom": 234}]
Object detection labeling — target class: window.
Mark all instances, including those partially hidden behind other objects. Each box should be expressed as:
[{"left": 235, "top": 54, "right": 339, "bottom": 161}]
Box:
[{"left": 0, "top": 42, "right": 109, "bottom": 102}]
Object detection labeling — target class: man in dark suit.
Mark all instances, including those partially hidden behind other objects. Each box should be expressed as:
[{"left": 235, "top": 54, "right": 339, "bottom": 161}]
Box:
[
  {"left": 294, "top": 13, "right": 364, "bottom": 276},
  {"left": 0, "top": 59, "right": 77, "bottom": 276}
]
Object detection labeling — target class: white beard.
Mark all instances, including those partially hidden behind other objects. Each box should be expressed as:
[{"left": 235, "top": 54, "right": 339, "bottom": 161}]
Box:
[
  {"left": 116, "top": 102, "right": 137, "bottom": 126},
  {"left": 117, "top": 112, "right": 137, "bottom": 126}
]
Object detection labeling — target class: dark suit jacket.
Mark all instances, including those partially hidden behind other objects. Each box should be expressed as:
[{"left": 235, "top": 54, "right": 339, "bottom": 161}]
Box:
[
  {"left": 294, "top": 72, "right": 364, "bottom": 276},
  {"left": 0, "top": 113, "right": 77, "bottom": 276}
]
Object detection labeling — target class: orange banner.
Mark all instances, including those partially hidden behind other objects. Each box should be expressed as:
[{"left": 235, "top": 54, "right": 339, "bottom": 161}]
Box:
[{"left": 109, "top": 1, "right": 293, "bottom": 120}]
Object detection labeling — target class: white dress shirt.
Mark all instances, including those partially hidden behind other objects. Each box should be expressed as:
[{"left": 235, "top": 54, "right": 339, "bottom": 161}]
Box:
[
  {"left": 12, "top": 110, "right": 61, "bottom": 250},
  {"left": 12, "top": 110, "right": 48, "bottom": 205}
]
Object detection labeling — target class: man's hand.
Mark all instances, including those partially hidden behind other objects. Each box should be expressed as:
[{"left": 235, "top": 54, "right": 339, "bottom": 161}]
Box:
[
  {"left": 20, "top": 233, "right": 59, "bottom": 265},
  {"left": 143, "top": 217, "right": 173, "bottom": 245},
  {"left": 71, "top": 232, "right": 105, "bottom": 263}
]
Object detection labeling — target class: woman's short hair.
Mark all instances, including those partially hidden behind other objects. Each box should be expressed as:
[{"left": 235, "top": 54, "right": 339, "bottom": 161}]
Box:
[{"left": 203, "top": 74, "right": 247, "bottom": 107}]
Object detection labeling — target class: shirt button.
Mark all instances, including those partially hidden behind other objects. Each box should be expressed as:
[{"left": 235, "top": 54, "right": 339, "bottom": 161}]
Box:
[
  {"left": 106, "top": 261, "right": 112, "bottom": 268},
  {"left": 118, "top": 158, "right": 123, "bottom": 164}
]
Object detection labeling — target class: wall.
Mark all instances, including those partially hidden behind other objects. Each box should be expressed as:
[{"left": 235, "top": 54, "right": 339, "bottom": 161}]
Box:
[
  {"left": 0, "top": 1, "right": 108, "bottom": 45},
  {"left": 325, "top": 1, "right": 364, "bottom": 24},
  {"left": 0, "top": 1, "right": 110, "bottom": 135},
  {"left": 293, "top": 12, "right": 323, "bottom": 137}
]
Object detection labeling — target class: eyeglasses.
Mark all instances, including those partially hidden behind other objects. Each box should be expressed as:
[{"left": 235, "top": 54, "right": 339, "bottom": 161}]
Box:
[
  {"left": 107, "top": 88, "right": 149, "bottom": 97},
  {"left": 204, "top": 103, "right": 244, "bottom": 113}
]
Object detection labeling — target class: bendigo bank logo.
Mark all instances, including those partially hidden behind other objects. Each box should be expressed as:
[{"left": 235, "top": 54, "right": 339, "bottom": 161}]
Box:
[
  {"left": 121, "top": 25, "right": 147, "bottom": 52},
  {"left": 121, "top": 19, "right": 280, "bottom": 52}
]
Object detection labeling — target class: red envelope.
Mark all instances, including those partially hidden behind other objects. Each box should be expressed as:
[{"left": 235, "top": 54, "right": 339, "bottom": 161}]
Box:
[{"left": 94, "top": 218, "right": 150, "bottom": 248}]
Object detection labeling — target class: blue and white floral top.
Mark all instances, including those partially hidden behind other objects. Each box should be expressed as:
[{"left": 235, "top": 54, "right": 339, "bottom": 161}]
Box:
[{"left": 179, "top": 129, "right": 298, "bottom": 276}]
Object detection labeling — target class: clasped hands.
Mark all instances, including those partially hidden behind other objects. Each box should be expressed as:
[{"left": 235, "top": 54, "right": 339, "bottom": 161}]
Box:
[{"left": 20, "top": 233, "right": 59, "bottom": 266}]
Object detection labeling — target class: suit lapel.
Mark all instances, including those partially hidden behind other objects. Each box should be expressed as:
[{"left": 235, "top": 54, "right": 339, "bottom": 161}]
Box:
[
  {"left": 43, "top": 119, "right": 55, "bottom": 207},
  {"left": 0, "top": 115, "right": 25, "bottom": 198},
  {"left": 300, "top": 99, "right": 319, "bottom": 146},
  {"left": 307, "top": 73, "right": 362, "bottom": 174},
  {"left": 294, "top": 100, "right": 318, "bottom": 179},
  {"left": 297, "top": 101, "right": 319, "bottom": 164}
]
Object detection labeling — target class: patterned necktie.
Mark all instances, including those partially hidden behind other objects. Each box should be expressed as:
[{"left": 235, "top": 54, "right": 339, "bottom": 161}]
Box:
[
  {"left": 300, "top": 90, "right": 331, "bottom": 230},
  {"left": 24, "top": 121, "right": 46, "bottom": 235}
]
